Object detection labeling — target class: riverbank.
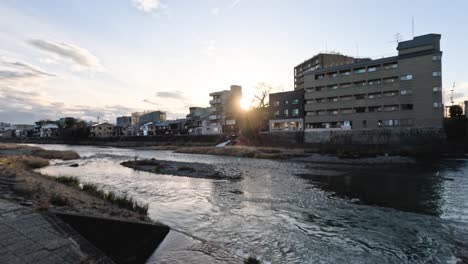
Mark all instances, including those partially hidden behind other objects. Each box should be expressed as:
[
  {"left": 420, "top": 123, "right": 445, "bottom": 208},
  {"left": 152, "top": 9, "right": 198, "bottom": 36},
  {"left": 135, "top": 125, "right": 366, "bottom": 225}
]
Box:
[{"left": 0, "top": 143, "right": 150, "bottom": 221}]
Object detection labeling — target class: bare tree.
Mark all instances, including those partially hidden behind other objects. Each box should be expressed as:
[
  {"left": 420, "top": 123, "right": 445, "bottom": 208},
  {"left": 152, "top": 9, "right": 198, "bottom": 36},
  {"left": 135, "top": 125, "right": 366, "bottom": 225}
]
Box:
[{"left": 253, "top": 82, "right": 273, "bottom": 108}]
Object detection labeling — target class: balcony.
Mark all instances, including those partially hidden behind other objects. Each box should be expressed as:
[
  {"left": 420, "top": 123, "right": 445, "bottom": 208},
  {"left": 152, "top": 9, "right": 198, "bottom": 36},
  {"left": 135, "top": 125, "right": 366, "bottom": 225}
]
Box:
[
  {"left": 209, "top": 115, "right": 222, "bottom": 120},
  {"left": 209, "top": 99, "right": 222, "bottom": 105}
]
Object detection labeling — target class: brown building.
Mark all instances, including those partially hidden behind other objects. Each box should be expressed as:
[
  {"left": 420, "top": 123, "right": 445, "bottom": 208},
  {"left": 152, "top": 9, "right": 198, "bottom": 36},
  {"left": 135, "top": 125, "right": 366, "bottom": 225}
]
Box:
[
  {"left": 294, "top": 53, "right": 358, "bottom": 90},
  {"left": 303, "top": 34, "right": 443, "bottom": 130}
]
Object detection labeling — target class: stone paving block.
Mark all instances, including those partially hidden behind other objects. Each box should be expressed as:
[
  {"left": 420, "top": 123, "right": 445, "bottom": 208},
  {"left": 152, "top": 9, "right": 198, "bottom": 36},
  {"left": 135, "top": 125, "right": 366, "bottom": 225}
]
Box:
[
  {"left": 9, "top": 239, "right": 43, "bottom": 256},
  {"left": 36, "top": 253, "right": 68, "bottom": 264},
  {"left": 0, "top": 232, "right": 27, "bottom": 246},
  {"left": 22, "top": 249, "right": 52, "bottom": 263},
  {"left": 42, "top": 238, "right": 72, "bottom": 251}
]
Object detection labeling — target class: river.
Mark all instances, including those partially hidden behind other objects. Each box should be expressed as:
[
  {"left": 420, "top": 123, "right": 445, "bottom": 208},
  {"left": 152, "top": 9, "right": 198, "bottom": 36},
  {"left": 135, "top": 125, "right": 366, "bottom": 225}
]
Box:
[{"left": 34, "top": 144, "right": 468, "bottom": 263}]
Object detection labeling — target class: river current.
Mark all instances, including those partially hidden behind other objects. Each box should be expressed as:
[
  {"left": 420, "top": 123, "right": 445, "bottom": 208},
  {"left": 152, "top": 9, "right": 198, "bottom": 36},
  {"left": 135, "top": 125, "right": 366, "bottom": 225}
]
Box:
[{"left": 34, "top": 144, "right": 468, "bottom": 263}]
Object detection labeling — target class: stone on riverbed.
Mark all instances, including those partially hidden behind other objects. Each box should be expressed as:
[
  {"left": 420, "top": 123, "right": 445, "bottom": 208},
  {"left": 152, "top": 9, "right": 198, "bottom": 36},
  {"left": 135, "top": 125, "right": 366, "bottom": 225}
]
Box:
[{"left": 120, "top": 159, "right": 241, "bottom": 180}]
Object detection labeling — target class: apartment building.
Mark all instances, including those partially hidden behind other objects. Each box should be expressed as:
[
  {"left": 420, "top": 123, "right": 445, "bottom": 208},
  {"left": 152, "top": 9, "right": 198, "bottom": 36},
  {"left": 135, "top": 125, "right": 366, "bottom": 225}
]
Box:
[
  {"left": 269, "top": 89, "right": 305, "bottom": 132},
  {"left": 465, "top": 101, "right": 468, "bottom": 117},
  {"left": 208, "top": 85, "right": 242, "bottom": 134},
  {"left": 303, "top": 34, "right": 443, "bottom": 130},
  {"left": 294, "top": 53, "right": 357, "bottom": 90},
  {"left": 116, "top": 116, "right": 131, "bottom": 127}
]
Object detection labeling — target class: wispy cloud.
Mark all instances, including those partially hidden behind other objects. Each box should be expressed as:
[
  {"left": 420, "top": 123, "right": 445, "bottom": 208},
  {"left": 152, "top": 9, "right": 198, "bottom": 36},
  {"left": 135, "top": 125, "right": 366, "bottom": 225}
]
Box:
[
  {"left": 229, "top": 0, "right": 241, "bottom": 8},
  {"left": 156, "top": 91, "right": 185, "bottom": 100},
  {"left": 133, "top": 0, "right": 162, "bottom": 13},
  {"left": 0, "top": 57, "right": 54, "bottom": 85},
  {"left": 28, "top": 39, "right": 103, "bottom": 70},
  {"left": 211, "top": 7, "right": 220, "bottom": 16}
]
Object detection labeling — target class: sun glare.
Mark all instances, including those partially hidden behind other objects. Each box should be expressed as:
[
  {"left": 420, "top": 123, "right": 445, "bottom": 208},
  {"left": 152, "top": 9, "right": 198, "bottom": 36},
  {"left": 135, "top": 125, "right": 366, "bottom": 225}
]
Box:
[{"left": 240, "top": 97, "right": 251, "bottom": 111}]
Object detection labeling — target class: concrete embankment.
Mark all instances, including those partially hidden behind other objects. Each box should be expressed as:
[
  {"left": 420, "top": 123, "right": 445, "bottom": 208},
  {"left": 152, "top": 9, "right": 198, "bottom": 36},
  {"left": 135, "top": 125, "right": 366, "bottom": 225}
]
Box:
[{"left": 0, "top": 143, "right": 171, "bottom": 263}]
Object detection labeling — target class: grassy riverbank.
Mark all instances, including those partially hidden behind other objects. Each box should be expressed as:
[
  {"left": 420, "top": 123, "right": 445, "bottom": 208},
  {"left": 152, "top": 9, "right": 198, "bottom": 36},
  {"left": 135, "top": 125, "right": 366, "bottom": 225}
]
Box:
[{"left": 0, "top": 143, "right": 150, "bottom": 221}]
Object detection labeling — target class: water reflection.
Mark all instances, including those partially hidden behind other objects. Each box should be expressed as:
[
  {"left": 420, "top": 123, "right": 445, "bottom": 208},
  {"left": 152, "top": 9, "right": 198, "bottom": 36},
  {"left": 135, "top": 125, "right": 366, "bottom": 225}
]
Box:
[{"left": 298, "top": 161, "right": 468, "bottom": 217}]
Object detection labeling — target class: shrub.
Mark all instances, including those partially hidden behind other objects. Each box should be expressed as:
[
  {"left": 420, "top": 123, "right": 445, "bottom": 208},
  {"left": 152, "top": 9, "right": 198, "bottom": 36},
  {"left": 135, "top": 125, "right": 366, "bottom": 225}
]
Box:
[
  {"left": 49, "top": 194, "right": 70, "bottom": 206},
  {"left": 31, "top": 149, "right": 80, "bottom": 160},
  {"left": 55, "top": 176, "right": 80, "bottom": 186},
  {"left": 244, "top": 256, "right": 261, "bottom": 264}
]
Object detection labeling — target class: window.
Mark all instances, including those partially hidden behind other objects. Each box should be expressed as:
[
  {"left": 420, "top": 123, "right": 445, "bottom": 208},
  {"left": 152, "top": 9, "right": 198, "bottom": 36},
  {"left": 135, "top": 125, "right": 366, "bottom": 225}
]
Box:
[
  {"left": 433, "top": 102, "right": 443, "bottom": 108},
  {"left": 383, "top": 119, "right": 400, "bottom": 127},
  {"left": 284, "top": 100, "right": 289, "bottom": 105},
  {"left": 354, "top": 68, "right": 366, "bottom": 74},
  {"left": 400, "top": 89, "right": 413, "bottom": 95},
  {"left": 340, "top": 70, "right": 351, "bottom": 76},
  {"left": 306, "top": 100, "right": 314, "bottom": 104},
  {"left": 400, "top": 119, "right": 414, "bottom": 126},
  {"left": 274, "top": 110, "right": 279, "bottom": 117},
  {"left": 383, "top": 77, "right": 398, "bottom": 83},
  {"left": 274, "top": 101, "right": 280, "bottom": 107},
  {"left": 362, "top": 120, "right": 367, "bottom": 128},
  {"left": 329, "top": 97, "right": 339, "bottom": 102},
  {"left": 355, "top": 107, "right": 366, "bottom": 113},
  {"left": 354, "top": 81, "right": 366, "bottom": 86},
  {"left": 383, "top": 91, "right": 398, "bottom": 97},
  {"left": 368, "top": 79, "right": 381, "bottom": 85},
  {"left": 355, "top": 94, "right": 366, "bottom": 100},
  {"left": 433, "top": 71, "right": 441, "bottom": 77},
  {"left": 292, "top": 99, "right": 299, "bottom": 105},
  {"left": 383, "top": 62, "right": 398, "bottom": 69},
  {"left": 340, "top": 95, "right": 353, "bottom": 101},
  {"left": 316, "top": 86, "right": 324, "bottom": 91},
  {"left": 329, "top": 109, "right": 339, "bottom": 115},
  {"left": 328, "top": 84, "right": 339, "bottom": 90},
  {"left": 368, "top": 106, "right": 382, "bottom": 112},
  {"left": 317, "top": 110, "right": 327, "bottom": 116},
  {"left": 401, "top": 104, "right": 413, "bottom": 111},
  {"left": 433, "top": 87, "right": 442, "bottom": 92},
  {"left": 307, "top": 111, "right": 317, "bottom": 116},
  {"left": 328, "top": 72, "right": 338, "bottom": 78},
  {"left": 367, "top": 65, "right": 380, "bottom": 72},
  {"left": 383, "top": 105, "right": 399, "bottom": 112},
  {"left": 378, "top": 120, "right": 383, "bottom": 127},
  {"left": 368, "top": 92, "right": 382, "bottom": 99},
  {"left": 341, "top": 108, "right": 353, "bottom": 114},
  {"left": 284, "top": 109, "right": 289, "bottom": 116},
  {"left": 341, "top": 83, "right": 352, "bottom": 88},
  {"left": 432, "top": 55, "right": 442, "bottom": 61},
  {"left": 316, "top": 74, "right": 325, "bottom": 80},
  {"left": 272, "top": 122, "right": 281, "bottom": 129},
  {"left": 226, "top": 120, "right": 236, "bottom": 125},
  {"left": 292, "top": 109, "right": 299, "bottom": 116},
  {"left": 400, "top": 74, "right": 413, "bottom": 81}
]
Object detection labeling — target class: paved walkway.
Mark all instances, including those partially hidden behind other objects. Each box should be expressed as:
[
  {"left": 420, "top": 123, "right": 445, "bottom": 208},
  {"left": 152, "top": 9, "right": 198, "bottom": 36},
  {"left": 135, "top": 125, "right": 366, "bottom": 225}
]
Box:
[{"left": 0, "top": 199, "right": 111, "bottom": 264}]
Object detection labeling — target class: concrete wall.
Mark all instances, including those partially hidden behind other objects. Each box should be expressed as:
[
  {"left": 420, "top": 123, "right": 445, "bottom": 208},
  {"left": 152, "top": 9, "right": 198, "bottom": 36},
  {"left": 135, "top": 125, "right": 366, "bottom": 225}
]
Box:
[{"left": 304, "top": 128, "right": 445, "bottom": 145}]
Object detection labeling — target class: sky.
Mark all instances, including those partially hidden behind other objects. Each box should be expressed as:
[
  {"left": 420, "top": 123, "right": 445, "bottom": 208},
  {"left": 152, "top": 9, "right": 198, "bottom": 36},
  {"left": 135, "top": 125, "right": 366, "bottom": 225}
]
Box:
[{"left": 1, "top": 0, "right": 468, "bottom": 124}]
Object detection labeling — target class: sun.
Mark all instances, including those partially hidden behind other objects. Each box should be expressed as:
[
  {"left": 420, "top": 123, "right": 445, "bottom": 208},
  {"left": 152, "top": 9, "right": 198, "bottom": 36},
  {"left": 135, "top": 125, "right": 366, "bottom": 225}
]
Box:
[{"left": 240, "top": 97, "right": 251, "bottom": 111}]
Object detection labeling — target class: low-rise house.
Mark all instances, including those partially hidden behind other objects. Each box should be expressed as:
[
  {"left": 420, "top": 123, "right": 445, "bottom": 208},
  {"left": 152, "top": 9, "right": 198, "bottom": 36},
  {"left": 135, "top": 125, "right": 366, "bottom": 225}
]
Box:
[
  {"left": 90, "top": 122, "right": 115, "bottom": 137},
  {"left": 40, "top": 124, "right": 59, "bottom": 138},
  {"left": 13, "top": 124, "right": 34, "bottom": 137},
  {"left": 0, "top": 129, "right": 14, "bottom": 138},
  {"left": 0, "top": 122, "right": 11, "bottom": 132}
]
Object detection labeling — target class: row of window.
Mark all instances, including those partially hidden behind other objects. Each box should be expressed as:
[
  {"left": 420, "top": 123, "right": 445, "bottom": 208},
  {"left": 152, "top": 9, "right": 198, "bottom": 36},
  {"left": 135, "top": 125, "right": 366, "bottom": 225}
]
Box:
[
  {"left": 272, "top": 98, "right": 300, "bottom": 107},
  {"left": 314, "top": 62, "right": 399, "bottom": 80},
  {"left": 307, "top": 89, "right": 413, "bottom": 104},
  {"left": 306, "top": 118, "right": 415, "bottom": 129},
  {"left": 306, "top": 104, "right": 414, "bottom": 116},
  {"left": 271, "top": 121, "right": 302, "bottom": 130},
  {"left": 274, "top": 109, "right": 300, "bottom": 117},
  {"left": 307, "top": 72, "right": 441, "bottom": 93}
]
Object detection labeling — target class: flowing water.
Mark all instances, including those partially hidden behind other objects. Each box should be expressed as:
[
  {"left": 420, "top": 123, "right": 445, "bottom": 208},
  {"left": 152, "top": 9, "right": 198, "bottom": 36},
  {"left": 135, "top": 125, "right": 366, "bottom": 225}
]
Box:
[{"left": 34, "top": 144, "right": 468, "bottom": 263}]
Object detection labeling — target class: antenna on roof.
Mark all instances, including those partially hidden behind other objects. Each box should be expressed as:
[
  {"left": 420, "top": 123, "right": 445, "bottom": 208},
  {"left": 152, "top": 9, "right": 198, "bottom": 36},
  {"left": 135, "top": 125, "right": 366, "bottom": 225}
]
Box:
[
  {"left": 451, "top": 82, "right": 455, "bottom": 105},
  {"left": 389, "top": 33, "right": 403, "bottom": 44},
  {"left": 356, "top": 43, "right": 359, "bottom": 58},
  {"left": 411, "top": 17, "right": 415, "bottom": 38}
]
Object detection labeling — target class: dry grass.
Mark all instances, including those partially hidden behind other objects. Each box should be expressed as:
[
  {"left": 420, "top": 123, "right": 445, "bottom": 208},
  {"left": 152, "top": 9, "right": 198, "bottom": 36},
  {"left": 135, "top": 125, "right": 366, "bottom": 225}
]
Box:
[
  {"left": 0, "top": 156, "right": 50, "bottom": 169},
  {"left": 176, "top": 146, "right": 306, "bottom": 159},
  {"left": 30, "top": 149, "right": 80, "bottom": 160}
]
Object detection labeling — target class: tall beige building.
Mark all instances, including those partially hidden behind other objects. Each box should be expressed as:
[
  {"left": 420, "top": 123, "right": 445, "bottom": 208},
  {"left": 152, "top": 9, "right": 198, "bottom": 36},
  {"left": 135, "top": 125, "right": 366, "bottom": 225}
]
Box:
[{"left": 303, "top": 34, "right": 443, "bottom": 130}]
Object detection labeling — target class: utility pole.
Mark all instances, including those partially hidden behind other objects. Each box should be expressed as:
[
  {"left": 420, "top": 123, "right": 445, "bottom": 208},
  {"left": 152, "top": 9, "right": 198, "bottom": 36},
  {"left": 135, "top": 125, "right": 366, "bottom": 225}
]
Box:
[{"left": 451, "top": 82, "right": 455, "bottom": 105}]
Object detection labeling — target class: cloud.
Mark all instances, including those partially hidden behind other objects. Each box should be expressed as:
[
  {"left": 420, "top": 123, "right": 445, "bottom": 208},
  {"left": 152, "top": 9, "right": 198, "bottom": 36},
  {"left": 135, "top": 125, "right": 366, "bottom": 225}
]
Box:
[
  {"left": 0, "top": 58, "right": 54, "bottom": 85},
  {"left": 133, "top": 0, "right": 161, "bottom": 13},
  {"left": 28, "top": 39, "right": 102, "bottom": 70},
  {"left": 211, "top": 7, "right": 220, "bottom": 16},
  {"left": 156, "top": 91, "right": 185, "bottom": 100},
  {"left": 229, "top": 0, "right": 241, "bottom": 8}
]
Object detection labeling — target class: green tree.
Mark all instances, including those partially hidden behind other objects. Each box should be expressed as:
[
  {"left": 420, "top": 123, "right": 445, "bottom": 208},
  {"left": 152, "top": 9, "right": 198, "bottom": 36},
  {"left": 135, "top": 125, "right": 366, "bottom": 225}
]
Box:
[{"left": 449, "top": 105, "right": 463, "bottom": 118}]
